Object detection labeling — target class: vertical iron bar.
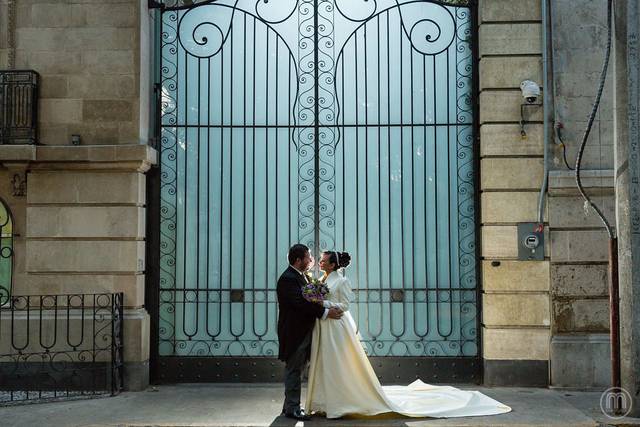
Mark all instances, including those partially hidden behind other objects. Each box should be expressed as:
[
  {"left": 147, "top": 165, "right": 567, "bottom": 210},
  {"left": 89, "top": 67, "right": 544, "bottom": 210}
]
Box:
[
  {"left": 229, "top": 16, "right": 234, "bottom": 334},
  {"left": 386, "top": 11, "right": 392, "bottom": 326},
  {"left": 377, "top": 15, "right": 383, "bottom": 337},
  {"left": 342, "top": 44, "right": 345, "bottom": 250},
  {"left": 446, "top": 49, "right": 452, "bottom": 294},
  {"left": 275, "top": 37, "right": 279, "bottom": 289},
  {"left": 399, "top": 10, "right": 405, "bottom": 291},
  {"left": 215, "top": 32, "right": 224, "bottom": 339},
  {"left": 92, "top": 294, "right": 97, "bottom": 391},
  {"left": 354, "top": 32, "right": 361, "bottom": 318},
  {"left": 313, "top": 0, "right": 320, "bottom": 256},
  {"left": 182, "top": 40, "right": 189, "bottom": 339},
  {"left": 444, "top": 49, "right": 453, "bottom": 337},
  {"left": 195, "top": 55, "right": 201, "bottom": 337},
  {"left": 433, "top": 53, "right": 439, "bottom": 306},
  {"left": 263, "top": 25, "right": 270, "bottom": 337},
  {"left": 205, "top": 54, "right": 211, "bottom": 337},
  {"left": 410, "top": 36, "right": 417, "bottom": 339},
  {"left": 244, "top": 14, "right": 253, "bottom": 337},
  {"left": 422, "top": 53, "right": 430, "bottom": 337},
  {"left": 250, "top": 17, "right": 257, "bottom": 337},
  {"left": 111, "top": 294, "right": 116, "bottom": 395},
  {"left": 288, "top": 54, "right": 292, "bottom": 246},
  {"left": 364, "top": 24, "right": 370, "bottom": 333}
]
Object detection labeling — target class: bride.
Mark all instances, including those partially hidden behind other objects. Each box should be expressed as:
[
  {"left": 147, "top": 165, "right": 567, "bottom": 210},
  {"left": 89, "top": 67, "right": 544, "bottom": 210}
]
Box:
[{"left": 305, "top": 250, "right": 512, "bottom": 419}]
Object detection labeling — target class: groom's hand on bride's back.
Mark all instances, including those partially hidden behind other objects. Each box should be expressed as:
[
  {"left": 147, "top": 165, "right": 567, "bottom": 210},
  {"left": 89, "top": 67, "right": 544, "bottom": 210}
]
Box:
[{"left": 327, "top": 307, "right": 343, "bottom": 319}]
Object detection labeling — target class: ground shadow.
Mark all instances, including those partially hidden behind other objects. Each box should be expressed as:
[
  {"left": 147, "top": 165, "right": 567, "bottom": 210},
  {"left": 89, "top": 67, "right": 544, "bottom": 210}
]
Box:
[{"left": 268, "top": 411, "right": 415, "bottom": 426}]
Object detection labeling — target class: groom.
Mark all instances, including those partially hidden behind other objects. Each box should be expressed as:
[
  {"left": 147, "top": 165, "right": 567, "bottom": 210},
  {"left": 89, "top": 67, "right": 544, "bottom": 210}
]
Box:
[{"left": 277, "top": 243, "right": 343, "bottom": 421}]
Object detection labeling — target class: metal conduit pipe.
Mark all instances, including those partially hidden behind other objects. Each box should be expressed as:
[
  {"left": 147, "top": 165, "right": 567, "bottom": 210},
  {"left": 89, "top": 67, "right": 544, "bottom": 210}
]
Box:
[{"left": 537, "top": 0, "right": 551, "bottom": 226}]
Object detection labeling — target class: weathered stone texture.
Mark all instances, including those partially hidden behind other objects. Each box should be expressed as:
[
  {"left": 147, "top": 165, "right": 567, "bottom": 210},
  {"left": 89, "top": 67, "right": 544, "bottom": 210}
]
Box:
[
  {"left": 483, "top": 293, "right": 551, "bottom": 327},
  {"left": 553, "top": 298, "right": 609, "bottom": 333},
  {"left": 480, "top": 0, "right": 542, "bottom": 23},
  {"left": 480, "top": 124, "right": 544, "bottom": 156},
  {"left": 481, "top": 158, "right": 545, "bottom": 190},
  {"left": 481, "top": 192, "right": 546, "bottom": 224},
  {"left": 479, "top": 24, "right": 542, "bottom": 56},
  {"left": 483, "top": 327, "right": 550, "bottom": 360},
  {"left": 10, "top": 0, "right": 140, "bottom": 145},
  {"left": 483, "top": 260, "right": 550, "bottom": 292}
]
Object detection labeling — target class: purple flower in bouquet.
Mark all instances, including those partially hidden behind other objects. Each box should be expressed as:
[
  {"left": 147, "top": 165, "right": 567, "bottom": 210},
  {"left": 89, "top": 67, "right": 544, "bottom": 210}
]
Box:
[{"left": 302, "top": 275, "right": 329, "bottom": 304}]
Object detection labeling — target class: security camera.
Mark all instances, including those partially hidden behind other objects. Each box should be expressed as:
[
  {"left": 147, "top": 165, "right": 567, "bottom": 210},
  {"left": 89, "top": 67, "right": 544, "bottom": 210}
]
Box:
[{"left": 520, "top": 80, "right": 541, "bottom": 103}]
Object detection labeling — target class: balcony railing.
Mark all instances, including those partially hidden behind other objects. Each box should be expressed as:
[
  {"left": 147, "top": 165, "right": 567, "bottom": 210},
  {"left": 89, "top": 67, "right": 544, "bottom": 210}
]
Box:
[{"left": 0, "top": 70, "right": 39, "bottom": 145}]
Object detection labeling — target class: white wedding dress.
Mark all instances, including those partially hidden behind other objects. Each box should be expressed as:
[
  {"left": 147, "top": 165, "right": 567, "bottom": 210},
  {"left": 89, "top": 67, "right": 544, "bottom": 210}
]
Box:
[{"left": 305, "top": 271, "right": 512, "bottom": 419}]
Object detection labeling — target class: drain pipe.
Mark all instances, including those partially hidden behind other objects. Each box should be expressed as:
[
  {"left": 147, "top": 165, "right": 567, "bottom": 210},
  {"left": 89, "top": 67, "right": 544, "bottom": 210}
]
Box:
[{"left": 538, "top": 0, "right": 552, "bottom": 227}]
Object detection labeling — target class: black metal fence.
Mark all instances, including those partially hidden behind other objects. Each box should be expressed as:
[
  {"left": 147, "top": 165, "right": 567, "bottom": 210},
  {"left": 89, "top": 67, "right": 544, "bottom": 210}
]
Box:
[
  {"left": 0, "top": 293, "right": 124, "bottom": 405},
  {"left": 0, "top": 70, "right": 39, "bottom": 145}
]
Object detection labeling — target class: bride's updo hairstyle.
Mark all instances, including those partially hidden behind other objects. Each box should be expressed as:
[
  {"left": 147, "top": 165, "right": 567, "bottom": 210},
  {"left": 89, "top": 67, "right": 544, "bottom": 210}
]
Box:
[{"left": 323, "top": 251, "right": 351, "bottom": 270}]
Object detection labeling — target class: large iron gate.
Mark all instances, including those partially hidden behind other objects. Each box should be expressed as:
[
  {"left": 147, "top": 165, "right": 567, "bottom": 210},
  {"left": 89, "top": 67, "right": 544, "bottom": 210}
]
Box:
[{"left": 149, "top": 0, "right": 480, "bottom": 383}]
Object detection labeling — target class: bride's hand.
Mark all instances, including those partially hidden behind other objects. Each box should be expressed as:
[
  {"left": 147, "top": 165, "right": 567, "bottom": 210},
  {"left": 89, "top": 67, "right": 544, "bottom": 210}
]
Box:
[{"left": 327, "top": 307, "right": 343, "bottom": 319}]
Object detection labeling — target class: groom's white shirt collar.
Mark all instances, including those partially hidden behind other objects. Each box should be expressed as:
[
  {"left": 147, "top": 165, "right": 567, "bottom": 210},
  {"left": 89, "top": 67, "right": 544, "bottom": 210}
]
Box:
[{"left": 289, "top": 265, "right": 305, "bottom": 276}]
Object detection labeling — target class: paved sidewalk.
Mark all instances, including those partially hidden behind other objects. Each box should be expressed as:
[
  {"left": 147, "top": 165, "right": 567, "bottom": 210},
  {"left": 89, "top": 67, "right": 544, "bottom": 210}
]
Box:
[{"left": 1, "top": 384, "right": 639, "bottom": 427}]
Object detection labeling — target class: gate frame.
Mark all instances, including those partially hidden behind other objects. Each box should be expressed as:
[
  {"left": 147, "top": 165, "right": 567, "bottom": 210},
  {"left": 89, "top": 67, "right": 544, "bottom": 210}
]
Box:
[{"left": 145, "top": 0, "right": 483, "bottom": 384}]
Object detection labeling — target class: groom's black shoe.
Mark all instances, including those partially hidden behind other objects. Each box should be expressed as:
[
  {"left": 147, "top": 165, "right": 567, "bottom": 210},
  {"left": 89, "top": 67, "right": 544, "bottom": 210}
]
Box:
[{"left": 283, "top": 408, "right": 311, "bottom": 421}]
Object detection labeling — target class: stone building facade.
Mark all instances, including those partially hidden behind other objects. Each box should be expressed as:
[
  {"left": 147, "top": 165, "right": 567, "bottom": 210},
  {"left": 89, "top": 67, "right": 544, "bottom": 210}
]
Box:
[
  {"left": 480, "top": 0, "right": 615, "bottom": 388},
  {"left": 0, "top": 0, "right": 626, "bottom": 392}
]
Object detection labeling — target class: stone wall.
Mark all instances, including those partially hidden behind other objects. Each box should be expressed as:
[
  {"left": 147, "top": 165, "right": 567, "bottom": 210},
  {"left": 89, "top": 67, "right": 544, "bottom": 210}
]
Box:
[
  {"left": 550, "top": 0, "right": 613, "bottom": 171},
  {"left": 0, "top": 1, "right": 14, "bottom": 68},
  {"left": 548, "top": 171, "right": 613, "bottom": 388},
  {"left": 548, "top": 0, "right": 614, "bottom": 388},
  {"left": 0, "top": 145, "right": 156, "bottom": 389},
  {"left": 4, "top": 0, "right": 142, "bottom": 145},
  {"left": 0, "top": 0, "right": 156, "bottom": 390},
  {"left": 479, "top": 0, "right": 615, "bottom": 389},
  {"left": 479, "top": 0, "right": 550, "bottom": 386}
]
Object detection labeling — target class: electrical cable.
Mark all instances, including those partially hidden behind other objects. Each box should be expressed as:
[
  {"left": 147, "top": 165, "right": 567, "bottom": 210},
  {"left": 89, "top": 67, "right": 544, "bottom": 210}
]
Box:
[
  {"left": 575, "top": 0, "right": 615, "bottom": 240},
  {"left": 555, "top": 124, "right": 574, "bottom": 171}
]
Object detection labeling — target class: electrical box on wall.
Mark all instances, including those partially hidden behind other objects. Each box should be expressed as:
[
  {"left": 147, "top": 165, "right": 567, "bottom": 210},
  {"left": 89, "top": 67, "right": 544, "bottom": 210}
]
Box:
[{"left": 517, "top": 223, "right": 544, "bottom": 261}]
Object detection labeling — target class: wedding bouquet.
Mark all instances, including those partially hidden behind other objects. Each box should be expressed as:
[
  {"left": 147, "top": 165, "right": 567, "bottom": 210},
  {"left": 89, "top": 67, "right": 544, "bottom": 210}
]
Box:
[{"left": 302, "top": 274, "right": 329, "bottom": 304}]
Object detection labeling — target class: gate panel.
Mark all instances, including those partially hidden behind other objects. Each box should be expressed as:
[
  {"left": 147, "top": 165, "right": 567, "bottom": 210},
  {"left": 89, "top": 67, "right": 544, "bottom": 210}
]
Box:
[
  {"left": 326, "top": 2, "right": 477, "bottom": 356},
  {"left": 159, "top": 5, "right": 302, "bottom": 356}
]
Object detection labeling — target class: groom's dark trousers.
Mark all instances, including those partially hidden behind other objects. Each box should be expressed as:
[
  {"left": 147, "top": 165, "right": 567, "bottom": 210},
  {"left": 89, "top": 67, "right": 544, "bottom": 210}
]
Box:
[
  {"left": 276, "top": 266, "right": 325, "bottom": 414},
  {"left": 283, "top": 331, "right": 312, "bottom": 413}
]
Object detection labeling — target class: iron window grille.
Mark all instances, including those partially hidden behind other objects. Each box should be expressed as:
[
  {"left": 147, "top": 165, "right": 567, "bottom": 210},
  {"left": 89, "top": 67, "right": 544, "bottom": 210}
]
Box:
[{"left": 0, "top": 70, "right": 39, "bottom": 145}]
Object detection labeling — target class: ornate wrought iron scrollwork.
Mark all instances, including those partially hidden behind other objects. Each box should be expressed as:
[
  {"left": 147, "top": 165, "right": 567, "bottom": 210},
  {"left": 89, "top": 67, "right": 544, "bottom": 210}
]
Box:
[
  {"left": 176, "top": 2, "right": 236, "bottom": 58},
  {"left": 156, "top": 0, "right": 479, "bottom": 363}
]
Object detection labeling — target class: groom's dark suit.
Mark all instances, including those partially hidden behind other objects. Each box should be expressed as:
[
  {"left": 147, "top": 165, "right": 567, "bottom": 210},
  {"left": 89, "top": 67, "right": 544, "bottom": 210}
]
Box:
[{"left": 277, "top": 266, "right": 325, "bottom": 415}]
